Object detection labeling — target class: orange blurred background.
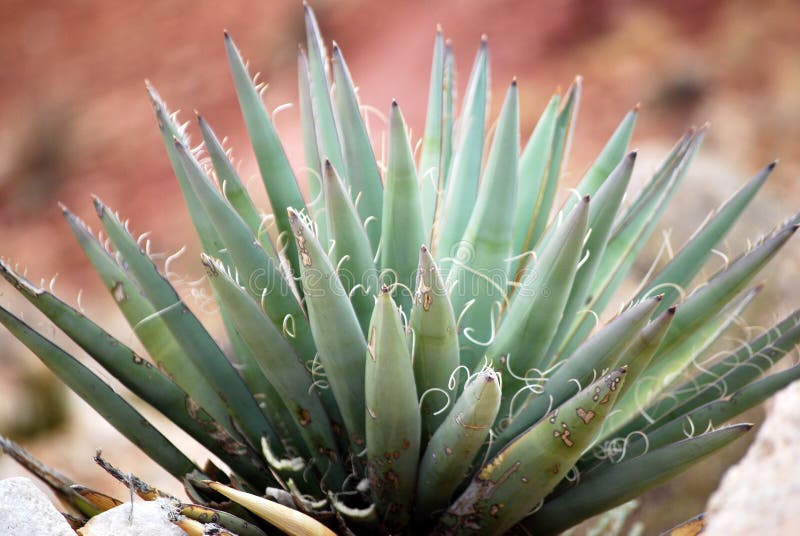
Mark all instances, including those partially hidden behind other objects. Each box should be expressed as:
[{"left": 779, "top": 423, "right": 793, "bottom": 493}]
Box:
[{"left": 1, "top": 0, "right": 799, "bottom": 532}]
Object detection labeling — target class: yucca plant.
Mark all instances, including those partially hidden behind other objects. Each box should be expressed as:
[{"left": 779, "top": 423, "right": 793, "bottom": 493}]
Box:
[{"left": 1, "top": 5, "right": 799, "bottom": 535}]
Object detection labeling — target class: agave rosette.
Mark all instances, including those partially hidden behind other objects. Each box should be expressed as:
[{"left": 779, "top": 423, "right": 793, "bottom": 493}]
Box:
[{"left": 1, "top": 5, "right": 799, "bottom": 535}]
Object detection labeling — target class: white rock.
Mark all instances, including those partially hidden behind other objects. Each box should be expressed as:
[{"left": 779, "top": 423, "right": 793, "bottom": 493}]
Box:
[
  {"left": 0, "top": 476, "right": 75, "bottom": 535},
  {"left": 704, "top": 381, "right": 800, "bottom": 535},
  {"left": 78, "top": 498, "right": 187, "bottom": 536}
]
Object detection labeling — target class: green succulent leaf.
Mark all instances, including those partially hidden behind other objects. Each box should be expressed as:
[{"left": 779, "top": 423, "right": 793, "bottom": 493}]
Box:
[
  {"left": 511, "top": 93, "right": 559, "bottom": 278},
  {"left": 415, "top": 369, "right": 501, "bottom": 521},
  {"left": 197, "top": 114, "right": 277, "bottom": 262},
  {"left": 699, "top": 307, "right": 800, "bottom": 387},
  {"left": 524, "top": 424, "right": 751, "bottom": 536},
  {"left": 652, "top": 219, "right": 798, "bottom": 368},
  {"left": 623, "top": 306, "right": 800, "bottom": 436},
  {"left": 546, "top": 151, "right": 637, "bottom": 361},
  {"left": 323, "top": 160, "right": 377, "bottom": 335},
  {"left": 624, "top": 364, "right": 800, "bottom": 463},
  {"left": 411, "top": 245, "right": 461, "bottom": 442},
  {"left": 381, "top": 101, "right": 427, "bottom": 315},
  {"left": 623, "top": 284, "right": 763, "bottom": 423},
  {"left": 637, "top": 162, "right": 776, "bottom": 314},
  {"left": 441, "top": 42, "right": 456, "bottom": 191},
  {"left": 522, "top": 78, "right": 581, "bottom": 254},
  {"left": 448, "top": 80, "right": 520, "bottom": 369},
  {"left": 93, "top": 196, "right": 272, "bottom": 452},
  {"left": 145, "top": 83, "right": 232, "bottom": 267},
  {"left": 591, "top": 305, "right": 676, "bottom": 439},
  {"left": 556, "top": 128, "right": 705, "bottom": 358},
  {"left": 419, "top": 28, "right": 447, "bottom": 233},
  {"left": 303, "top": 4, "right": 345, "bottom": 179},
  {"left": 201, "top": 253, "right": 344, "bottom": 487},
  {"left": 438, "top": 368, "right": 627, "bottom": 535},
  {"left": 487, "top": 195, "right": 590, "bottom": 400},
  {"left": 0, "top": 260, "right": 271, "bottom": 487},
  {"left": 0, "top": 306, "right": 198, "bottom": 479},
  {"left": 495, "top": 294, "right": 662, "bottom": 451},
  {"left": 331, "top": 43, "right": 384, "bottom": 252},
  {"left": 173, "top": 138, "right": 316, "bottom": 362},
  {"left": 564, "top": 105, "right": 638, "bottom": 213},
  {"left": 365, "top": 289, "right": 422, "bottom": 531},
  {"left": 298, "top": 47, "right": 325, "bottom": 230},
  {"left": 224, "top": 31, "right": 306, "bottom": 283},
  {"left": 288, "top": 208, "right": 367, "bottom": 448},
  {"left": 434, "top": 39, "right": 489, "bottom": 261},
  {"left": 60, "top": 207, "right": 233, "bottom": 429}
]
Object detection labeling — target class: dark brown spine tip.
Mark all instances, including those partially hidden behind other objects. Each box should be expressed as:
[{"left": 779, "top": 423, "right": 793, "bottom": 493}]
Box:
[
  {"left": 421, "top": 244, "right": 428, "bottom": 253},
  {"left": 92, "top": 196, "right": 105, "bottom": 217},
  {"left": 511, "top": 77, "right": 517, "bottom": 87},
  {"left": 391, "top": 99, "right": 398, "bottom": 108},
  {"left": 223, "top": 30, "right": 230, "bottom": 39},
  {"left": 791, "top": 224, "right": 799, "bottom": 233},
  {"left": 767, "top": 160, "right": 778, "bottom": 170},
  {"left": 324, "top": 159, "right": 333, "bottom": 169},
  {"left": 618, "top": 365, "right": 628, "bottom": 373},
  {"left": 628, "top": 149, "right": 638, "bottom": 160},
  {"left": 667, "top": 305, "right": 678, "bottom": 315},
  {"left": 654, "top": 293, "right": 664, "bottom": 302},
  {"left": 380, "top": 284, "right": 390, "bottom": 294},
  {"left": 332, "top": 41, "right": 340, "bottom": 53},
  {"left": 582, "top": 194, "right": 590, "bottom": 203}
]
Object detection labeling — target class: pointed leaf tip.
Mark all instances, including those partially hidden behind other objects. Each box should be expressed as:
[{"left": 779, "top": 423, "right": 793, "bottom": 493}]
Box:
[
  {"left": 668, "top": 305, "right": 678, "bottom": 315},
  {"left": 92, "top": 196, "right": 105, "bottom": 217}
]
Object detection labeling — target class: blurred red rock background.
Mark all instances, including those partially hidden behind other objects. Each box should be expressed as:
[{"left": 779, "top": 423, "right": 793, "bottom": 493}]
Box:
[{"left": 1, "top": 0, "right": 798, "bottom": 532}]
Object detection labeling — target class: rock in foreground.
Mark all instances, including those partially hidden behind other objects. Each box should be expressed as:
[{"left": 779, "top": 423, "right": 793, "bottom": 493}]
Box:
[{"left": 0, "top": 476, "right": 75, "bottom": 535}]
